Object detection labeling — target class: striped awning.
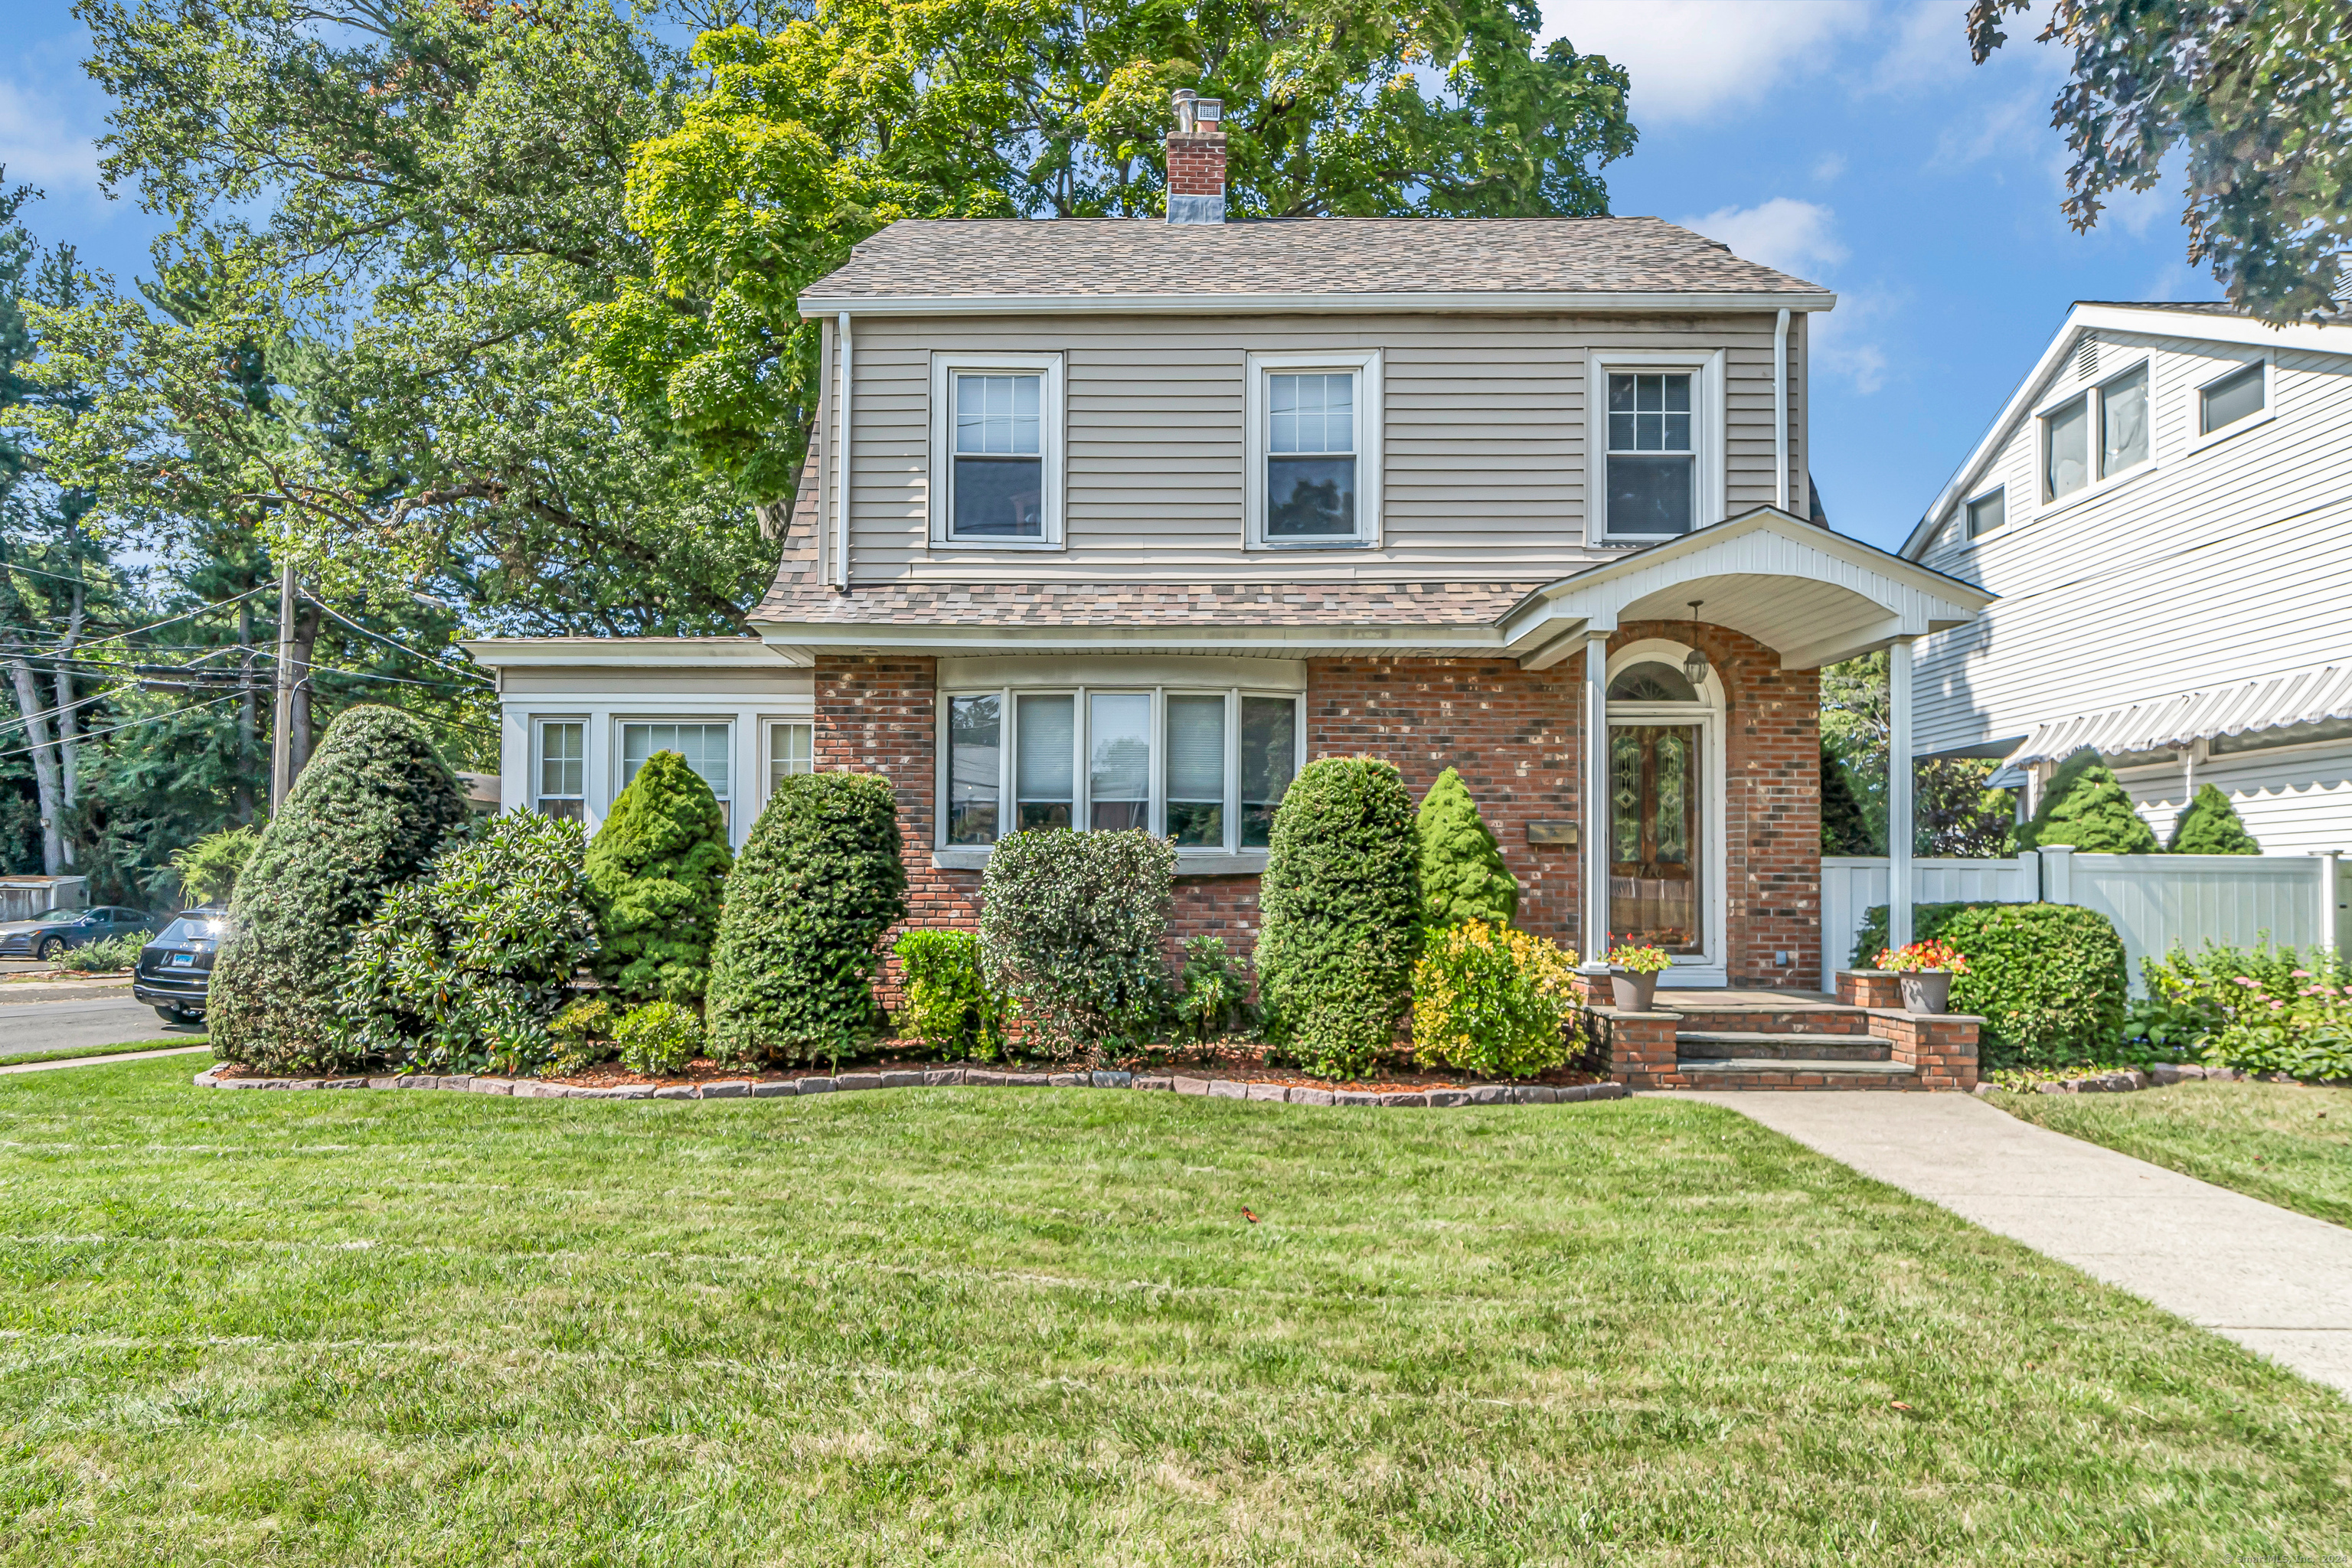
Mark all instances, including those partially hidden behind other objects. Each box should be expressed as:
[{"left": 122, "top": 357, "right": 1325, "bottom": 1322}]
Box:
[{"left": 2006, "top": 664, "right": 2352, "bottom": 767}]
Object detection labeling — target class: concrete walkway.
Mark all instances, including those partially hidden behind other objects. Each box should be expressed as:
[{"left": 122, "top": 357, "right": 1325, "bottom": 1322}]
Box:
[
  {"left": 1680, "top": 1089, "right": 2352, "bottom": 1398},
  {"left": 0, "top": 1044, "right": 211, "bottom": 1076}
]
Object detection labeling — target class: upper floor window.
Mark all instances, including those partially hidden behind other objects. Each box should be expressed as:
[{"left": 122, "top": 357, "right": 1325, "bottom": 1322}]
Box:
[
  {"left": 534, "top": 719, "right": 584, "bottom": 821},
  {"left": 1965, "top": 487, "right": 2005, "bottom": 539},
  {"left": 929, "top": 352, "right": 1063, "bottom": 549},
  {"left": 1606, "top": 372, "right": 1694, "bottom": 537},
  {"left": 1247, "top": 351, "right": 1380, "bottom": 548},
  {"left": 2042, "top": 360, "right": 2148, "bottom": 503},
  {"left": 2201, "top": 360, "right": 2266, "bottom": 436},
  {"left": 622, "top": 721, "right": 731, "bottom": 825}
]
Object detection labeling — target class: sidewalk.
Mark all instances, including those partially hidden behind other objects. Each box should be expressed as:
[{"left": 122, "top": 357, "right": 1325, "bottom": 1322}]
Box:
[{"left": 1680, "top": 1089, "right": 2352, "bottom": 1399}]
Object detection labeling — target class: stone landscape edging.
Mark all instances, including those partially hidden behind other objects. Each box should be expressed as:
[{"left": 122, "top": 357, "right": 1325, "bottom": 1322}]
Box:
[
  {"left": 190, "top": 1062, "right": 1630, "bottom": 1107},
  {"left": 1972, "top": 1063, "right": 2249, "bottom": 1098}
]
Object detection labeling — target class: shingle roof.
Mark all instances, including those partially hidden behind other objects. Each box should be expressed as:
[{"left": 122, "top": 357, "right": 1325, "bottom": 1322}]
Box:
[
  {"left": 801, "top": 217, "right": 1830, "bottom": 305},
  {"left": 754, "top": 576, "right": 1547, "bottom": 629}
]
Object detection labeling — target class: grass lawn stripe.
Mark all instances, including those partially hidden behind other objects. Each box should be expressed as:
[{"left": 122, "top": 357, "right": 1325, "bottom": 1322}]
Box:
[
  {"left": 0, "top": 1037, "right": 205, "bottom": 1069},
  {"left": 0, "top": 1057, "right": 2344, "bottom": 1565}
]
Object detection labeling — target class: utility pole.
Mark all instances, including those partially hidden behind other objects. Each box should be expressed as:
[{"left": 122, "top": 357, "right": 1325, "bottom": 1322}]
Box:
[{"left": 269, "top": 559, "right": 297, "bottom": 811}]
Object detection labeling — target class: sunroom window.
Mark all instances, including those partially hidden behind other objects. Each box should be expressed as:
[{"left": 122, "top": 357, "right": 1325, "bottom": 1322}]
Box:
[
  {"left": 534, "top": 720, "right": 584, "bottom": 821},
  {"left": 621, "top": 721, "right": 731, "bottom": 825}
]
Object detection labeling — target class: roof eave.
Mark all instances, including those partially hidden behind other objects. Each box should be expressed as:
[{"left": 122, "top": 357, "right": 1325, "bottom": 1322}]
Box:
[{"left": 796, "top": 289, "right": 1838, "bottom": 318}]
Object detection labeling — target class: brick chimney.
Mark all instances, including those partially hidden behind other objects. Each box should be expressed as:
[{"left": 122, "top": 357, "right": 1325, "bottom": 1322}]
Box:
[{"left": 1165, "top": 89, "right": 1226, "bottom": 224}]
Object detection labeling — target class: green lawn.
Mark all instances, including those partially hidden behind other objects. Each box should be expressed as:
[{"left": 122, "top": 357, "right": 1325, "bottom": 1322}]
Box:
[
  {"left": 1991, "top": 1077, "right": 2352, "bottom": 1228},
  {"left": 1, "top": 1060, "right": 2346, "bottom": 1565},
  {"left": 0, "top": 1037, "right": 204, "bottom": 1067}
]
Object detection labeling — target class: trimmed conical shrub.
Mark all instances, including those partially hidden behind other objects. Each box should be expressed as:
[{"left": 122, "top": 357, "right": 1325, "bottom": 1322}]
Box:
[
  {"left": 2017, "top": 749, "right": 2158, "bottom": 854},
  {"left": 706, "top": 770, "right": 906, "bottom": 1067},
  {"left": 209, "top": 705, "right": 474, "bottom": 1073},
  {"left": 1256, "top": 756, "right": 1421, "bottom": 1079},
  {"left": 586, "top": 750, "right": 733, "bottom": 1004},
  {"left": 1416, "top": 766, "right": 1517, "bottom": 929},
  {"left": 2167, "top": 782, "right": 2261, "bottom": 854}
]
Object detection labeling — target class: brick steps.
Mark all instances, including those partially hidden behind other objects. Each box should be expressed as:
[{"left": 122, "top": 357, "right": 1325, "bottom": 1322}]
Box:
[
  {"left": 1592, "top": 982, "right": 1978, "bottom": 1092},
  {"left": 1676, "top": 1030, "right": 1894, "bottom": 1063}
]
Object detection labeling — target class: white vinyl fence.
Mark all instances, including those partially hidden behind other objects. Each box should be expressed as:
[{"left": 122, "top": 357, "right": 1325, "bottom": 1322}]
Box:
[{"left": 1822, "top": 849, "right": 2347, "bottom": 989}]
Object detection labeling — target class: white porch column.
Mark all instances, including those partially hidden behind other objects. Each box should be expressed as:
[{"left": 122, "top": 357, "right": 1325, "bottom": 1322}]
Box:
[
  {"left": 1888, "top": 638, "right": 1915, "bottom": 950},
  {"left": 1584, "top": 632, "right": 1611, "bottom": 965}
]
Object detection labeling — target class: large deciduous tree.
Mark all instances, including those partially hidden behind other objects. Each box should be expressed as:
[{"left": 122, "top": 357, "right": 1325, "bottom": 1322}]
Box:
[
  {"left": 1968, "top": 0, "right": 2352, "bottom": 322},
  {"left": 575, "top": 0, "right": 1636, "bottom": 499}
]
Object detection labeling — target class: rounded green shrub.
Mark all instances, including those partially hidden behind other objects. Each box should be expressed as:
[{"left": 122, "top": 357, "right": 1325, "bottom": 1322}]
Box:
[
  {"left": 1940, "top": 902, "right": 2129, "bottom": 1070},
  {"left": 977, "top": 828, "right": 1174, "bottom": 1058},
  {"left": 332, "top": 810, "right": 600, "bottom": 1076},
  {"left": 893, "top": 928, "right": 1004, "bottom": 1060},
  {"left": 1411, "top": 920, "right": 1582, "bottom": 1079},
  {"left": 2017, "top": 749, "right": 2158, "bottom": 853},
  {"left": 1256, "top": 756, "right": 1421, "bottom": 1079},
  {"left": 586, "top": 750, "right": 733, "bottom": 1004},
  {"left": 2167, "top": 782, "right": 2261, "bottom": 854},
  {"left": 706, "top": 770, "right": 906, "bottom": 1067},
  {"left": 1416, "top": 766, "right": 1517, "bottom": 929},
  {"left": 209, "top": 705, "right": 474, "bottom": 1074},
  {"left": 616, "top": 999, "right": 703, "bottom": 1076},
  {"left": 547, "top": 995, "right": 620, "bottom": 1075}
]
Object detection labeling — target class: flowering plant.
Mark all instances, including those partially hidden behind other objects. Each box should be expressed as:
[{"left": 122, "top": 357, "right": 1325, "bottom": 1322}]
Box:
[
  {"left": 2140, "top": 943, "right": 2352, "bottom": 1081},
  {"left": 1873, "top": 938, "right": 1968, "bottom": 975},
  {"left": 1606, "top": 941, "right": 1674, "bottom": 976}
]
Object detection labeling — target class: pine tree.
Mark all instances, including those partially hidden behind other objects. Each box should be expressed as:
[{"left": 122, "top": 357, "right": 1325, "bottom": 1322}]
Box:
[
  {"left": 1415, "top": 767, "right": 1517, "bottom": 928},
  {"left": 1820, "top": 750, "right": 1878, "bottom": 855},
  {"left": 2167, "top": 782, "right": 2262, "bottom": 854},
  {"left": 585, "top": 750, "right": 733, "bottom": 1004},
  {"left": 2017, "top": 749, "right": 2160, "bottom": 854}
]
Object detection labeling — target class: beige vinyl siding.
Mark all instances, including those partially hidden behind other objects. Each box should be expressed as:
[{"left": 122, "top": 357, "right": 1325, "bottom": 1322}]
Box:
[
  {"left": 1914, "top": 329, "right": 2352, "bottom": 758},
  {"left": 834, "top": 310, "right": 1805, "bottom": 583}
]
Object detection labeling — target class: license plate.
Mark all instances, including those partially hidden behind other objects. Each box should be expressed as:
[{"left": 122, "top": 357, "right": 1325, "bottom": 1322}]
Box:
[{"left": 168, "top": 952, "right": 195, "bottom": 968}]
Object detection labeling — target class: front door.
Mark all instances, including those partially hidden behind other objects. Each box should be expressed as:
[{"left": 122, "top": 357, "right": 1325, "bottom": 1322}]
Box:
[{"left": 1609, "top": 724, "right": 1704, "bottom": 954}]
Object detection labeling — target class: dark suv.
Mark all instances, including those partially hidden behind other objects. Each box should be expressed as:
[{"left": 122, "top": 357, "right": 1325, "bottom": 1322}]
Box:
[{"left": 134, "top": 907, "right": 230, "bottom": 1025}]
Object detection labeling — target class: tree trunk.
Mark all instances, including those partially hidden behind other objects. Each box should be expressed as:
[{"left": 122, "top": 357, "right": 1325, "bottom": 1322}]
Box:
[
  {"left": 237, "top": 598, "right": 256, "bottom": 822},
  {"left": 51, "top": 580, "right": 83, "bottom": 867},
  {"left": 289, "top": 601, "right": 321, "bottom": 776},
  {"left": 4, "top": 643, "right": 65, "bottom": 875}
]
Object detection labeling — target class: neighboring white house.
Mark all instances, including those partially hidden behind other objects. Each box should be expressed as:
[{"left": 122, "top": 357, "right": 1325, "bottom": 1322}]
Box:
[{"left": 1903, "top": 301, "right": 2352, "bottom": 855}]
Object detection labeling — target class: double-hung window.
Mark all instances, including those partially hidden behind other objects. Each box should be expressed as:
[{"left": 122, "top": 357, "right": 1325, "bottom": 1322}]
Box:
[
  {"left": 1247, "top": 351, "right": 1380, "bottom": 547},
  {"left": 1591, "top": 351, "right": 1722, "bottom": 542},
  {"left": 929, "top": 353, "right": 1063, "bottom": 547},
  {"left": 2041, "top": 360, "right": 2149, "bottom": 503},
  {"left": 768, "top": 722, "right": 812, "bottom": 795},
  {"left": 620, "top": 721, "right": 732, "bottom": 826},
  {"left": 534, "top": 720, "right": 585, "bottom": 821},
  {"left": 943, "top": 685, "right": 1304, "bottom": 854}
]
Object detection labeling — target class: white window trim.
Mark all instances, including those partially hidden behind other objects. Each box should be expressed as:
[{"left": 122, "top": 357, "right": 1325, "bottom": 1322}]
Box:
[
  {"left": 1244, "top": 349, "right": 1383, "bottom": 550},
  {"left": 531, "top": 715, "right": 589, "bottom": 815},
  {"left": 1603, "top": 638, "right": 1728, "bottom": 982},
  {"left": 760, "top": 717, "right": 816, "bottom": 807},
  {"left": 2190, "top": 351, "right": 2275, "bottom": 452},
  {"left": 1587, "top": 348, "right": 1726, "bottom": 544},
  {"left": 2034, "top": 354, "right": 2153, "bottom": 515},
  {"left": 934, "top": 681, "right": 1306, "bottom": 872},
  {"left": 611, "top": 716, "right": 737, "bottom": 808},
  {"left": 1963, "top": 484, "right": 2007, "bottom": 541},
  {"left": 929, "top": 351, "right": 1065, "bottom": 550}
]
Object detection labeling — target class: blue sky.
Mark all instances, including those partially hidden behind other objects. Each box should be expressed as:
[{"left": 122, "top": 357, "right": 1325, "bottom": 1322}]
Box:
[{"left": 5, "top": 0, "right": 2210, "bottom": 551}]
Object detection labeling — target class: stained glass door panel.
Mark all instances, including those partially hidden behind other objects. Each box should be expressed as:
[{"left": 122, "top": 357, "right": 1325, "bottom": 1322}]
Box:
[{"left": 1609, "top": 724, "right": 1702, "bottom": 953}]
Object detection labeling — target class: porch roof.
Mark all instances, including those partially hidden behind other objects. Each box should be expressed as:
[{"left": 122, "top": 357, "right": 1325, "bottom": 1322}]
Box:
[{"left": 2003, "top": 662, "right": 2352, "bottom": 766}]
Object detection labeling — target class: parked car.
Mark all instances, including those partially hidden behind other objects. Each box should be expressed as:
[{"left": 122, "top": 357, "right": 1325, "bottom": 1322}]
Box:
[
  {"left": 0, "top": 904, "right": 163, "bottom": 961},
  {"left": 135, "top": 906, "right": 230, "bottom": 1025}
]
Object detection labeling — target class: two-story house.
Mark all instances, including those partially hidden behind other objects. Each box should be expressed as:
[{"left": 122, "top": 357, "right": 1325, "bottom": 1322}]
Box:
[
  {"left": 469, "top": 96, "right": 1988, "bottom": 991},
  {"left": 1905, "top": 302, "right": 2352, "bottom": 854}
]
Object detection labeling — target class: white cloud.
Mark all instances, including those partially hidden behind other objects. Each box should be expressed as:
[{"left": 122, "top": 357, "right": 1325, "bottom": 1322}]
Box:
[
  {"left": 1543, "top": 0, "right": 1868, "bottom": 124},
  {"left": 1681, "top": 197, "right": 1847, "bottom": 281},
  {"left": 1811, "top": 300, "right": 1892, "bottom": 394},
  {"left": 1867, "top": 2, "right": 1974, "bottom": 93},
  {"left": 0, "top": 77, "right": 104, "bottom": 195},
  {"left": 1811, "top": 152, "right": 1847, "bottom": 183}
]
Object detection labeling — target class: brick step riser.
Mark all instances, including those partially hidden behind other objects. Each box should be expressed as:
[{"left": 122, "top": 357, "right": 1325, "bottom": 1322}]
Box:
[
  {"left": 1660, "top": 1070, "right": 1928, "bottom": 1091},
  {"left": 1675, "top": 1040, "right": 1892, "bottom": 1063},
  {"left": 1664, "top": 1010, "right": 1873, "bottom": 1035}
]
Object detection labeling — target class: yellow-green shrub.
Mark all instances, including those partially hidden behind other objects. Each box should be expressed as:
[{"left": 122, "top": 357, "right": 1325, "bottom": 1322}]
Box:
[{"left": 1410, "top": 921, "right": 1583, "bottom": 1079}]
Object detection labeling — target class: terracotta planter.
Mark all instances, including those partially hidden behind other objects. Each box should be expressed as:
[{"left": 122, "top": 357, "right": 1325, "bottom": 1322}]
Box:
[
  {"left": 1611, "top": 972, "right": 1660, "bottom": 1011},
  {"left": 1898, "top": 970, "right": 1953, "bottom": 1014}
]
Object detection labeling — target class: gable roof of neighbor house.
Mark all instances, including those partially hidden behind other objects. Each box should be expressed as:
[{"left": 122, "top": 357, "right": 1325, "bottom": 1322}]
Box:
[
  {"left": 1900, "top": 299, "right": 2352, "bottom": 559},
  {"left": 799, "top": 217, "right": 1838, "bottom": 315}
]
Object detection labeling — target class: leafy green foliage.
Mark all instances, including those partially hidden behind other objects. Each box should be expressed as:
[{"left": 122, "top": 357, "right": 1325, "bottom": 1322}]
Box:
[
  {"left": 1820, "top": 750, "right": 1877, "bottom": 856},
  {"left": 977, "top": 829, "right": 1174, "bottom": 1059},
  {"left": 1256, "top": 757, "right": 1421, "bottom": 1079},
  {"left": 1176, "top": 936, "right": 1254, "bottom": 1044},
  {"left": 892, "top": 929, "right": 1004, "bottom": 1061},
  {"left": 2141, "top": 942, "right": 2352, "bottom": 1080},
  {"left": 1851, "top": 900, "right": 1978, "bottom": 970},
  {"left": 208, "top": 706, "right": 473, "bottom": 1074},
  {"left": 1944, "top": 903, "right": 2130, "bottom": 1071},
  {"left": 1968, "top": 0, "right": 2352, "bottom": 322},
  {"left": 2167, "top": 783, "right": 2262, "bottom": 854},
  {"left": 1415, "top": 767, "right": 1517, "bottom": 929},
  {"left": 2017, "top": 750, "right": 2159, "bottom": 854},
  {"left": 332, "top": 811, "right": 600, "bottom": 1076},
  {"left": 169, "top": 824, "right": 261, "bottom": 906},
  {"left": 58, "top": 933, "right": 146, "bottom": 973},
  {"left": 1818, "top": 653, "right": 2014, "bottom": 856},
  {"left": 547, "top": 995, "right": 619, "bottom": 1075},
  {"left": 1410, "top": 920, "right": 1582, "bottom": 1079},
  {"left": 576, "top": 0, "right": 1635, "bottom": 498},
  {"left": 706, "top": 771, "right": 906, "bottom": 1067},
  {"left": 615, "top": 1000, "right": 704, "bottom": 1077},
  {"left": 586, "top": 751, "right": 733, "bottom": 1004}
]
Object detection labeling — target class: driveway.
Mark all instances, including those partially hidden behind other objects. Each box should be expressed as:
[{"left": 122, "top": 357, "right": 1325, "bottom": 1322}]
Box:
[{"left": 0, "top": 984, "right": 201, "bottom": 1059}]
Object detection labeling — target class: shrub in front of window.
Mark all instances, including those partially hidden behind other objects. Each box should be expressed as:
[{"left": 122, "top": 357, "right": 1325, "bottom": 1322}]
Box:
[
  {"left": 1415, "top": 766, "right": 1517, "bottom": 929},
  {"left": 2166, "top": 782, "right": 2262, "bottom": 854},
  {"left": 1256, "top": 756, "right": 1421, "bottom": 1079},
  {"left": 209, "top": 705, "right": 475, "bottom": 1075},
  {"left": 332, "top": 811, "right": 601, "bottom": 1076},
  {"left": 977, "top": 828, "right": 1174, "bottom": 1058},
  {"left": 616, "top": 999, "right": 704, "bottom": 1077},
  {"left": 706, "top": 771, "right": 907, "bottom": 1067},
  {"left": 1411, "top": 920, "right": 1582, "bottom": 1079},
  {"left": 586, "top": 749, "right": 733, "bottom": 1005},
  {"left": 2016, "top": 748, "right": 2158, "bottom": 854},
  {"left": 1177, "top": 935, "right": 1255, "bottom": 1043},
  {"left": 892, "top": 928, "right": 1004, "bottom": 1060}
]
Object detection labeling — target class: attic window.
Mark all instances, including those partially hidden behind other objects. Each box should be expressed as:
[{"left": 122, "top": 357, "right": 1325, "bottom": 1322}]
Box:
[{"left": 2201, "top": 361, "right": 2265, "bottom": 435}]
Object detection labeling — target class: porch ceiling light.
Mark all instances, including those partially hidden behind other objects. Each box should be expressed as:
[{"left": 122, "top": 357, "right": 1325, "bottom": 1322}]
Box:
[{"left": 1682, "top": 601, "right": 1710, "bottom": 687}]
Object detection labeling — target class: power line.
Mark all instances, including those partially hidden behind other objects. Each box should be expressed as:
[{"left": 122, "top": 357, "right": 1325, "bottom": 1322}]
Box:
[
  {"left": 0, "top": 691, "right": 247, "bottom": 766},
  {"left": 303, "top": 596, "right": 495, "bottom": 686}
]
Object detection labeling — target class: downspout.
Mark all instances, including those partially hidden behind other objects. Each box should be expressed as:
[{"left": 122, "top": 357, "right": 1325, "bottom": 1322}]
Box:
[
  {"left": 835, "top": 310, "right": 852, "bottom": 592},
  {"left": 1773, "top": 307, "right": 1791, "bottom": 513}
]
